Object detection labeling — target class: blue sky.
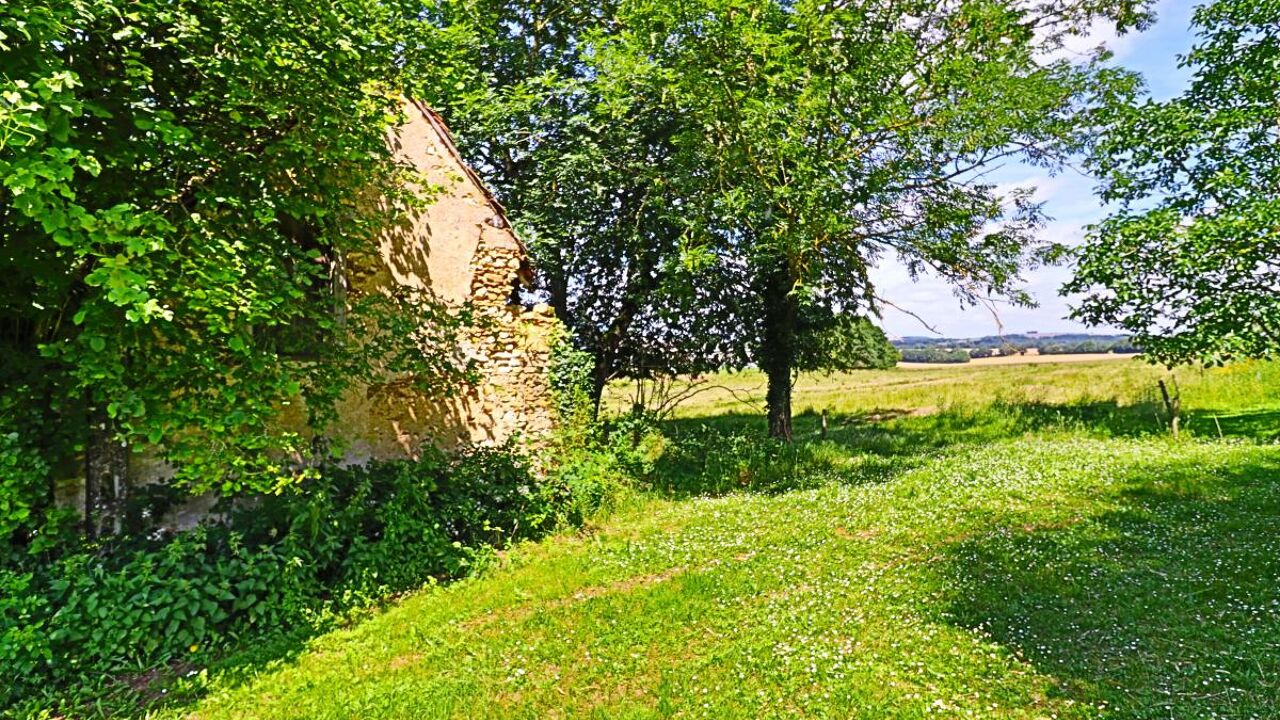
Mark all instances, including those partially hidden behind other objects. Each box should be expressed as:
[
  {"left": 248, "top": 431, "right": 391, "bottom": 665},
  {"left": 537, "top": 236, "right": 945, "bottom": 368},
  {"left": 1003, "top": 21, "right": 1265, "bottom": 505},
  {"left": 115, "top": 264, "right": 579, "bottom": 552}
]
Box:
[{"left": 872, "top": 0, "right": 1200, "bottom": 339}]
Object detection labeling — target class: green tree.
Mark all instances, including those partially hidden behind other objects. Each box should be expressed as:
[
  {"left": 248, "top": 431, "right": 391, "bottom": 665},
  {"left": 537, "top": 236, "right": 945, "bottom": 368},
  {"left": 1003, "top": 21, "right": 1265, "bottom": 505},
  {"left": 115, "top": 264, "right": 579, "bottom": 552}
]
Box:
[
  {"left": 1, "top": 0, "right": 467, "bottom": 540},
  {"left": 429, "top": 0, "right": 696, "bottom": 410},
  {"left": 1066, "top": 0, "right": 1280, "bottom": 366},
  {"left": 591, "top": 0, "right": 1150, "bottom": 438},
  {"left": 434, "top": 0, "right": 1150, "bottom": 434}
]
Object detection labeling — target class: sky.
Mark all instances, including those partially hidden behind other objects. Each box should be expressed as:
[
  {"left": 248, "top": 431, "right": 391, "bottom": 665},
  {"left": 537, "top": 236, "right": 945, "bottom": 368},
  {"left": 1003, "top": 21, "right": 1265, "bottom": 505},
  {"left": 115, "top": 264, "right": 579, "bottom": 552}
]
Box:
[{"left": 871, "top": 0, "right": 1200, "bottom": 339}]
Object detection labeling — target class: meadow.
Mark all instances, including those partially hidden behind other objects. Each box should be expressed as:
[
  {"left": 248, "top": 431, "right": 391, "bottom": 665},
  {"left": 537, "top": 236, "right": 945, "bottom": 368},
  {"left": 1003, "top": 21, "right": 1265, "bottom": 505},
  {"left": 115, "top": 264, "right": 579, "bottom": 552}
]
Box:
[{"left": 140, "top": 358, "right": 1280, "bottom": 719}]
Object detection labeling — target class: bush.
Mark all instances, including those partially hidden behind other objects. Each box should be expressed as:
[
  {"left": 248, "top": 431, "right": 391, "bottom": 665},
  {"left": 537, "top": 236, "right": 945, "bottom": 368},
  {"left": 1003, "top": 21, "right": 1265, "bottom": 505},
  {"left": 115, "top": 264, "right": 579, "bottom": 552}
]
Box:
[
  {"left": 1, "top": 445, "right": 574, "bottom": 713},
  {"left": 547, "top": 413, "right": 662, "bottom": 523},
  {"left": 0, "top": 570, "right": 52, "bottom": 691},
  {"left": 433, "top": 446, "right": 565, "bottom": 548},
  {"left": 0, "top": 428, "right": 51, "bottom": 552},
  {"left": 547, "top": 333, "right": 596, "bottom": 426},
  {"left": 541, "top": 334, "right": 657, "bottom": 525},
  {"left": 42, "top": 530, "right": 316, "bottom": 680}
]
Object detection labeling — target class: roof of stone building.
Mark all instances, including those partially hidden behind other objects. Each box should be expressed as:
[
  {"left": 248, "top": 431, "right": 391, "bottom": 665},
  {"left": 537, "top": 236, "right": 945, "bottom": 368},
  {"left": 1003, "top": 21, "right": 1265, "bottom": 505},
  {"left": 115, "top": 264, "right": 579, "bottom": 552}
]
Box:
[
  {"left": 373, "top": 100, "right": 535, "bottom": 304},
  {"left": 407, "top": 99, "right": 528, "bottom": 258}
]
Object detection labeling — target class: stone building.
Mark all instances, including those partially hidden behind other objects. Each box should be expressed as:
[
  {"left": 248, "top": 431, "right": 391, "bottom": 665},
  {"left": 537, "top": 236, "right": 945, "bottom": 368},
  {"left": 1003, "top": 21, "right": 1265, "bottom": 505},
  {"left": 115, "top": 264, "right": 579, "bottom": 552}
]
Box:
[
  {"left": 62, "top": 101, "right": 562, "bottom": 528},
  {"left": 328, "top": 99, "right": 561, "bottom": 460}
]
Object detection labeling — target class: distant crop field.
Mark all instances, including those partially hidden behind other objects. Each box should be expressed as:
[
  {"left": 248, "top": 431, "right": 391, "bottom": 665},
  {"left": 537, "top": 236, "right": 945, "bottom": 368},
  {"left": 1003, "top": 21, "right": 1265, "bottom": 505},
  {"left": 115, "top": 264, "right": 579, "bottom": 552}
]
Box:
[{"left": 898, "top": 351, "right": 1136, "bottom": 367}]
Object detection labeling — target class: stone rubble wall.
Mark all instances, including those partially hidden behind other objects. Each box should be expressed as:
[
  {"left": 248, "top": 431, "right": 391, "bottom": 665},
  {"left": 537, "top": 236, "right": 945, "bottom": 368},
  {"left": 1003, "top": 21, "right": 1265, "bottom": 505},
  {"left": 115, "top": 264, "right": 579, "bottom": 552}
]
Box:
[{"left": 459, "top": 241, "right": 559, "bottom": 447}]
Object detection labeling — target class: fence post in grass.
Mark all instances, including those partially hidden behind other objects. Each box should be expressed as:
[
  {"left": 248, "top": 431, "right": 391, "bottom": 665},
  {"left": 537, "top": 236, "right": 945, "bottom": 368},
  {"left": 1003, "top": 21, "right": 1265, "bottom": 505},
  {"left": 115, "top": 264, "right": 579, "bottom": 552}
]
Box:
[
  {"left": 1157, "top": 378, "right": 1181, "bottom": 438},
  {"left": 820, "top": 409, "right": 829, "bottom": 439}
]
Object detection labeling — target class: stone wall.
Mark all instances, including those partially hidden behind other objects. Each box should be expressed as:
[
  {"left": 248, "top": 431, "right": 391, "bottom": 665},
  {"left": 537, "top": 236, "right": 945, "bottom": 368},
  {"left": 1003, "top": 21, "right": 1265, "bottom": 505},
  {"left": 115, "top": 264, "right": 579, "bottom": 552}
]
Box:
[
  {"left": 328, "top": 100, "right": 562, "bottom": 458},
  {"left": 460, "top": 241, "right": 559, "bottom": 447}
]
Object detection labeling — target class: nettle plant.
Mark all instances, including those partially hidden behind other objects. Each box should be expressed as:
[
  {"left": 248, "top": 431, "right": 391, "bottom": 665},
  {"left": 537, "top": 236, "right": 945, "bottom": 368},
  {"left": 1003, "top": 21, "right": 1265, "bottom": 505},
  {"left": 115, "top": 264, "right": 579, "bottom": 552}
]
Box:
[{"left": 0, "top": 0, "right": 475, "bottom": 541}]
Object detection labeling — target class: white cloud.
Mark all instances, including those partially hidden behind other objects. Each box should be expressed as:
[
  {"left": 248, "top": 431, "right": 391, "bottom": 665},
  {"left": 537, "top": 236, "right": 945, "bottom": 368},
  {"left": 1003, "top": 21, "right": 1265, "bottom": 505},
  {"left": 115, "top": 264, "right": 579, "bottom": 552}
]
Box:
[{"left": 869, "top": 215, "right": 1108, "bottom": 338}]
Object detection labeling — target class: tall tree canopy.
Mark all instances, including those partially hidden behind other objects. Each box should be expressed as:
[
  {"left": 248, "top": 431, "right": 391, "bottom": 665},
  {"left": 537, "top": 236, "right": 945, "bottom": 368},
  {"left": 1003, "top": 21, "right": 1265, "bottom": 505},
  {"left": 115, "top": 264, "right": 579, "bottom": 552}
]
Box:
[
  {"left": 429, "top": 0, "right": 692, "bottom": 406},
  {"left": 0, "top": 0, "right": 469, "bottom": 539},
  {"left": 1067, "top": 0, "right": 1280, "bottom": 367},
  {"left": 441, "top": 0, "right": 1151, "bottom": 437}
]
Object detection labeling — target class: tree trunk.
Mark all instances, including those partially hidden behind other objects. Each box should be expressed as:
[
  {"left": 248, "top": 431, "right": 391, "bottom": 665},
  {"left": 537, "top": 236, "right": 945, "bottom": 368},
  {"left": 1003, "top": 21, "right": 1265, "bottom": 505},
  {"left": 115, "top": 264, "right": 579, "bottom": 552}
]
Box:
[
  {"left": 589, "top": 351, "right": 612, "bottom": 416},
  {"left": 84, "top": 403, "right": 130, "bottom": 539},
  {"left": 760, "top": 258, "right": 798, "bottom": 441},
  {"left": 764, "top": 354, "right": 793, "bottom": 440}
]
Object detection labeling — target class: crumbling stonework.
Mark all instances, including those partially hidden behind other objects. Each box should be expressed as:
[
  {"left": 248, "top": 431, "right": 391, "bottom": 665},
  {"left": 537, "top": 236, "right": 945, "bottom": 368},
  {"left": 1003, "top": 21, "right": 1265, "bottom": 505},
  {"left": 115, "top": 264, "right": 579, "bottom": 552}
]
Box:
[
  {"left": 324, "top": 100, "right": 562, "bottom": 461},
  {"left": 457, "top": 241, "right": 560, "bottom": 446}
]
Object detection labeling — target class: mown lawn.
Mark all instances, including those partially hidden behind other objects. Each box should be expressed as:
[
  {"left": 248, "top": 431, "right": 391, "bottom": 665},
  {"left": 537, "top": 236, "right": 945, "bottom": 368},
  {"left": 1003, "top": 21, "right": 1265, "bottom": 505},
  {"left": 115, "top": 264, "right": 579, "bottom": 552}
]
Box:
[{"left": 146, "top": 360, "right": 1280, "bottom": 719}]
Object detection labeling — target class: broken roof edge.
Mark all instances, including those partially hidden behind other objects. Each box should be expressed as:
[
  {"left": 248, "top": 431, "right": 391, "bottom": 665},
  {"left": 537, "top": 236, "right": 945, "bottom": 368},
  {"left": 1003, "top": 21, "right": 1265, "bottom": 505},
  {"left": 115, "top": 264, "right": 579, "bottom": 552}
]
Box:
[{"left": 407, "top": 98, "right": 530, "bottom": 260}]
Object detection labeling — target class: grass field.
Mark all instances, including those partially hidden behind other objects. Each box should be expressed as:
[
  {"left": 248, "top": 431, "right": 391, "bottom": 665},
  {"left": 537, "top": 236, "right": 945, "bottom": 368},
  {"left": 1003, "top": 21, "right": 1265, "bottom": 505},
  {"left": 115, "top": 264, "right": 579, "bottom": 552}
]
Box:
[{"left": 142, "top": 359, "right": 1280, "bottom": 719}]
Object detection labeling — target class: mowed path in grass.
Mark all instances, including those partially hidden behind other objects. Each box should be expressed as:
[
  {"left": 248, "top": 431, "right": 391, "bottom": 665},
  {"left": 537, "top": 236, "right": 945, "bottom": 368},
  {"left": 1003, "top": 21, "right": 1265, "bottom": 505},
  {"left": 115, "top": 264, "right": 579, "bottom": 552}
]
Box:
[{"left": 163, "top": 361, "right": 1280, "bottom": 719}]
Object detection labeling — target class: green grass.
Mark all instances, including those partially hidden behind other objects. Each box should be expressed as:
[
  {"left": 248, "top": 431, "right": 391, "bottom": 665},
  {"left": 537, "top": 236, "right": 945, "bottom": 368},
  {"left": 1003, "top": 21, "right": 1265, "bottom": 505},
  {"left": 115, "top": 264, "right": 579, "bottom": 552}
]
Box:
[
  {"left": 616, "top": 356, "right": 1280, "bottom": 427},
  {"left": 136, "top": 360, "right": 1280, "bottom": 719}
]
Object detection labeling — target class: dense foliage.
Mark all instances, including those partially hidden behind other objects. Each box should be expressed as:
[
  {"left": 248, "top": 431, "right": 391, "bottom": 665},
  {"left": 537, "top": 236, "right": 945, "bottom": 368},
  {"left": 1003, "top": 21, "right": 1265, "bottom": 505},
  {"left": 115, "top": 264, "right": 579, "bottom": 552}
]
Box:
[
  {"left": 439, "top": 0, "right": 1153, "bottom": 437},
  {"left": 1067, "top": 0, "right": 1280, "bottom": 366},
  {"left": 0, "top": 446, "right": 572, "bottom": 712},
  {"left": 546, "top": 329, "right": 598, "bottom": 427},
  {"left": 0, "top": 0, "right": 470, "bottom": 544},
  {"left": 427, "top": 0, "right": 690, "bottom": 406},
  {"left": 0, "top": 4, "right": 604, "bottom": 711}
]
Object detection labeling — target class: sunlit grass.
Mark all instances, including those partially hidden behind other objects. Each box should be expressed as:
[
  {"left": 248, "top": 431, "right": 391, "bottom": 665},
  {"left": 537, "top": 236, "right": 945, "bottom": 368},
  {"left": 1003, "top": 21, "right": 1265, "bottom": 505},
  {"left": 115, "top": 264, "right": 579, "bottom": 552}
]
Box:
[
  {"left": 140, "top": 360, "right": 1280, "bottom": 720},
  {"left": 609, "top": 357, "right": 1280, "bottom": 422}
]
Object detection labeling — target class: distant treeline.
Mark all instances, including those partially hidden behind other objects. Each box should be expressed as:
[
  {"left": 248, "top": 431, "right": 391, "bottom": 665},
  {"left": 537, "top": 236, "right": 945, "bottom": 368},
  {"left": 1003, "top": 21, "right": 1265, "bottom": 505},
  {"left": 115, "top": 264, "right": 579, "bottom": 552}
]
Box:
[{"left": 896, "top": 334, "right": 1140, "bottom": 363}]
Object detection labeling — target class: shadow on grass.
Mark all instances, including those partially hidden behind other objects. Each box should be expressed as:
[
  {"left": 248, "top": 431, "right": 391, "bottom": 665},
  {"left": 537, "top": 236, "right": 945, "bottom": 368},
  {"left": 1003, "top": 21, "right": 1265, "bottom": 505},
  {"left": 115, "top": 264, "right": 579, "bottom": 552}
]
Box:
[
  {"left": 650, "top": 402, "right": 1279, "bottom": 498},
  {"left": 1184, "top": 408, "right": 1280, "bottom": 442},
  {"left": 120, "top": 404, "right": 1280, "bottom": 716},
  {"left": 941, "top": 454, "right": 1280, "bottom": 718}
]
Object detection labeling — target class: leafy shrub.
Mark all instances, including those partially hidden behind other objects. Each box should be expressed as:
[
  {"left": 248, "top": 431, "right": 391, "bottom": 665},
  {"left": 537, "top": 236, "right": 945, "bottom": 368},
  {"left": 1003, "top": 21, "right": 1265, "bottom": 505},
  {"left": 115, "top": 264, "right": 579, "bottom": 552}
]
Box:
[
  {"left": 2, "top": 529, "right": 310, "bottom": 709},
  {"left": 0, "top": 429, "right": 50, "bottom": 551},
  {"left": 1, "top": 444, "right": 575, "bottom": 713},
  {"left": 230, "top": 455, "right": 464, "bottom": 606},
  {"left": 0, "top": 570, "right": 53, "bottom": 691},
  {"left": 548, "top": 413, "right": 662, "bottom": 523},
  {"left": 43, "top": 530, "right": 315, "bottom": 679},
  {"left": 433, "top": 446, "right": 565, "bottom": 547},
  {"left": 547, "top": 333, "right": 596, "bottom": 426}
]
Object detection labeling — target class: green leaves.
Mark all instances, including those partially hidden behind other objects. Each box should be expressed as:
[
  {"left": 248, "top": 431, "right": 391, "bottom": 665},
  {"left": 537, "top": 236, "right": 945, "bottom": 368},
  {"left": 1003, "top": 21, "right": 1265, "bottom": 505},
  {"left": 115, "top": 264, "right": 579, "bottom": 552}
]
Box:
[
  {"left": 440, "top": 0, "right": 1149, "bottom": 430},
  {"left": 1068, "top": 0, "right": 1280, "bottom": 367},
  {"left": 2, "top": 0, "right": 472, "bottom": 498}
]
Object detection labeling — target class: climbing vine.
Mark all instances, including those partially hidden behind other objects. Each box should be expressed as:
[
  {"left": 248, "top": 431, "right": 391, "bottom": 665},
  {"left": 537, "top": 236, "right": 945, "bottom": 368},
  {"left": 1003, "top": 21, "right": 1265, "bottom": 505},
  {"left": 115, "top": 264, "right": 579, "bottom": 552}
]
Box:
[{"left": 547, "top": 330, "right": 597, "bottom": 427}]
